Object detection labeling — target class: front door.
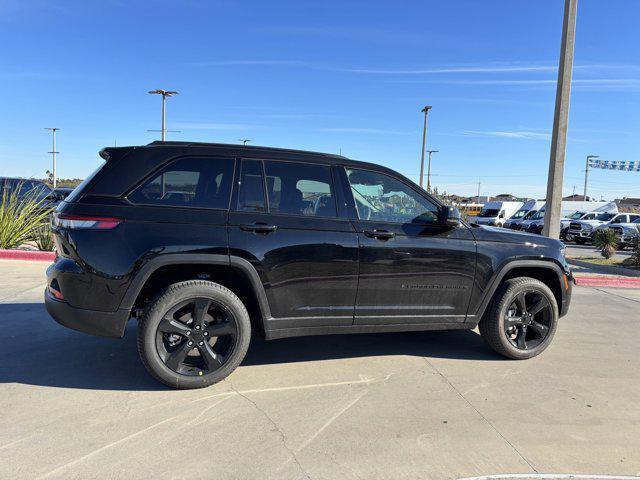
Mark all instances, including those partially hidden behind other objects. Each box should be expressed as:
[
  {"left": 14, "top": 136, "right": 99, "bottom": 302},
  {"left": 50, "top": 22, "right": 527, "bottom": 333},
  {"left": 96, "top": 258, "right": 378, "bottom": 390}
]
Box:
[
  {"left": 228, "top": 158, "right": 359, "bottom": 330},
  {"left": 343, "top": 167, "right": 476, "bottom": 325}
]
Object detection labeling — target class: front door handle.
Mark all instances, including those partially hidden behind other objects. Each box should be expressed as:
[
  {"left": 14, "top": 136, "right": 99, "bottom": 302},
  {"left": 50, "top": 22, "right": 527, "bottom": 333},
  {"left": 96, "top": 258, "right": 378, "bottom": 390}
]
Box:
[
  {"left": 363, "top": 229, "right": 395, "bottom": 240},
  {"left": 240, "top": 222, "right": 278, "bottom": 234}
]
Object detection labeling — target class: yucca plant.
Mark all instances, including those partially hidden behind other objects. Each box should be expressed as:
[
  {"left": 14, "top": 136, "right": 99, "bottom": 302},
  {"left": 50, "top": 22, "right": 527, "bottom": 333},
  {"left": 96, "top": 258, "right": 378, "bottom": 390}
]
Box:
[
  {"left": 630, "top": 226, "right": 640, "bottom": 266},
  {"left": 0, "top": 182, "right": 54, "bottom": 250},
  {"left": 34, "top": 224, "right": 55, "bottom": 251},
  {"left": 594, "top": 228, "right": 618, "bottom": 260}
]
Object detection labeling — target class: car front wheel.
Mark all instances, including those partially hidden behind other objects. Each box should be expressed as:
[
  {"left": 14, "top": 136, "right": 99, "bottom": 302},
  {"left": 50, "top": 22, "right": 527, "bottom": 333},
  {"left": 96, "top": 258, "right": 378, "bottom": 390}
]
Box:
[
  {"left": 138, "top": 280, "right": 251, "bottom": 389},
  {"left": 479, "top": 277, "right": 558, "bottom": 360}
]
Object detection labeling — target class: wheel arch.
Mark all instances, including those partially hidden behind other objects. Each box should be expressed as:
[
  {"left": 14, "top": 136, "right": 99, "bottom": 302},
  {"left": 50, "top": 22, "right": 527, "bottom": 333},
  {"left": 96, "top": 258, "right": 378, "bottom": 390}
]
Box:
[
  {"left": 120, "top": 254, "right": 271, "bottom": 334},
  {"left": 474, "top": 260, "right": 568, "bottom": 320}
]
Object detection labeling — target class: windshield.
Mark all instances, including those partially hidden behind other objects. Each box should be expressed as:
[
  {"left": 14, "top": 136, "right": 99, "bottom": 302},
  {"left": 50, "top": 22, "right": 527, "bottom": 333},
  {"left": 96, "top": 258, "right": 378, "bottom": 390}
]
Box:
[
  {"left": 595, "top": 212, "right": 615, "bottom": 221},
  {"left": 478, "top": 208, "right": 500, "bottom": 217},
  {"left": 567, "top": 211, "right": 585, "bottom": 219},
  {"left": 523, "top": 210, "right": 537, "bottom": 220},
  {"left": 530, "top": 210, "right": 545, "bottom": 220},
  {"left": 510, "top": 209, "right": 528, "bottom": 219}
]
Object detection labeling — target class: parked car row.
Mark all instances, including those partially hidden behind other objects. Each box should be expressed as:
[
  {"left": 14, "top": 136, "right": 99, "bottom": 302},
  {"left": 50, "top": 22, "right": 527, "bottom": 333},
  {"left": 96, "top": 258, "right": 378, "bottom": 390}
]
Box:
[{"left": 482, "top": 200, "right": 640, "bottom": 248}]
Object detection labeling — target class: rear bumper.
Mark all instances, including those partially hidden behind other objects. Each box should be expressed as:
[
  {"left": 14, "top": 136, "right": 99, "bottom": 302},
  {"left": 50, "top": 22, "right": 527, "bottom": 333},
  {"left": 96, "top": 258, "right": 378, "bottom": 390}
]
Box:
[{"left": 45, "top": 289, "right": 130, "bottom": 338}]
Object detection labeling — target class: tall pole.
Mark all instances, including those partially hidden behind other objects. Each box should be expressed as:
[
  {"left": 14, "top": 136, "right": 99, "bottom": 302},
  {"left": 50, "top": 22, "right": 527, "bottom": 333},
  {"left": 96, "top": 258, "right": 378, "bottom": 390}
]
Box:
[
  {"left": 45, "top": 128, "right": 60, "bottom": 188},
  {"left": 583, "top": 154, "right": 599, "bottom": 200},
  {"left": 161, "top": 94, "right": 166, "bottom": 142},
  {"left": 148, "top": 89, "right": 178, "bottom": 142},
  {"left": 426, "top": 150, "right": 439, "bottom": 193},
  {"left": 419, "top": 106, "right": 432, "bottom": 188},
  {"left": 477, "top": 180, "right": 481, "bottom": 203},
  {"left": 542, "top": 0, "right": 578, "bottom": 239}
]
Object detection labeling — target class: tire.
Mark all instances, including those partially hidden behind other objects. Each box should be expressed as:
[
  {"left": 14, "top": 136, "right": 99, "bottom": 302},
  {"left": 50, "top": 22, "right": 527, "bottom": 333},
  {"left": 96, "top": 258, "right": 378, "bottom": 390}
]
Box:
[
  {"left": 138, "top": 280, "right": 251, "bottom": 389},
  {"left": 575, "top": 238, "right": 586, "bottom": 245},
  {"left": 478, "top": 277, "right": 558, "bottom": 360}
]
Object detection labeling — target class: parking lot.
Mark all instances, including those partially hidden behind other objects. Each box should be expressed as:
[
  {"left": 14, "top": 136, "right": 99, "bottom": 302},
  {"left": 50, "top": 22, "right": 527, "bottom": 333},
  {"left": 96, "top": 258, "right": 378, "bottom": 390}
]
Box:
[{"left": 1, "top": 259, "right": 639, "bottom": 480}]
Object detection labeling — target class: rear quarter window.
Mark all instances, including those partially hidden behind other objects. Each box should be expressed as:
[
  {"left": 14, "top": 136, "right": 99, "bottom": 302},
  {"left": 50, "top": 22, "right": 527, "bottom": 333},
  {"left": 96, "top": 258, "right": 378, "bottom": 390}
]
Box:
[{"left": 128, "top": 156, "right": 234, "bottom": 209}]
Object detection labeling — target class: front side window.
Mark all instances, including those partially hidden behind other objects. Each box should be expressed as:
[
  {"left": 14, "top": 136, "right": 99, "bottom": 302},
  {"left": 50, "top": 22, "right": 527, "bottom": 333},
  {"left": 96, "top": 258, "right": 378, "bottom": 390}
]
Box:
[
  {"left": 129, "top": 156, "right": 233, "bottom": 209},
  {"left": 265, "top": 161, "right": 337, "bottom": 217},
  {"left": 346, "top": 168, "right": 439, "bottom": 224}
]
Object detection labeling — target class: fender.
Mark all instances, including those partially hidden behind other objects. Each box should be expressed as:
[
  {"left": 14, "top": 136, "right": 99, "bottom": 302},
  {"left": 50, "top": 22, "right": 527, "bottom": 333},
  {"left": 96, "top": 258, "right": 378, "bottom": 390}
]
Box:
[
  {"left": 118, "top": 253, "right": 272, "bottom": 319},
  {"left": 471, "top": 259, "right": 570, "bottom": 321}
]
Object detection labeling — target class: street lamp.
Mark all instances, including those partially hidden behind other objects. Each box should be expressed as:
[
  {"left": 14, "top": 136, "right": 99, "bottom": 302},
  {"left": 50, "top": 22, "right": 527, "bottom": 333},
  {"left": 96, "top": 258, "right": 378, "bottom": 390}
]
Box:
[
  {"left": 238, "top": 139, "right": 251, "bottom": 145},
  {"left": 426, "top": 150, "right": 438, "bottom": 193},
  {"left": 583, "top": 154, "right": 599, "bottom": 201},
  {"left": 148, "top": 89, "right": 178, "bottom": 142},
  {"left": 419, "top": 106, "right": 432, "bottom": 189},
  {"left": 45, "top": 127, "right": 60, "bottom": 188}
]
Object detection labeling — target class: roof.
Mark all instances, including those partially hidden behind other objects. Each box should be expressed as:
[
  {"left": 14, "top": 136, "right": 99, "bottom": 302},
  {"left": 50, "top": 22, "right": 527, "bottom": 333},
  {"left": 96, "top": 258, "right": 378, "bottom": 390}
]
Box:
[
  {"left": 146, "top": 141, "right": 348, "bottom": 161},
  {"left": 101, "top": 140, "right": 399, "bottom": 174}
]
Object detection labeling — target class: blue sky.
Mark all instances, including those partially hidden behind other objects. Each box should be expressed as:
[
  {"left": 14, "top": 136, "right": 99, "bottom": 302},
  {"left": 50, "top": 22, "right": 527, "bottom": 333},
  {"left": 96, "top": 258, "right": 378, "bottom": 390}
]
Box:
[{"left": 1, "top": 0, "right": 639, "bottom": 199}]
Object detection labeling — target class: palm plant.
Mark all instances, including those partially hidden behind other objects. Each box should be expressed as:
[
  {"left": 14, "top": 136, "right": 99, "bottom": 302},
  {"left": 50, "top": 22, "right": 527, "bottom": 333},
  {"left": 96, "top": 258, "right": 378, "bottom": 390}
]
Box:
[
  {"left": 0, "top": 182, "right": 54, "bottom": 250},
  {"left": 630, "top": 226, "right": 640, "bottom": 266},
  {"left": 594, "top": 228, "right": 618, "bottom": 260}
]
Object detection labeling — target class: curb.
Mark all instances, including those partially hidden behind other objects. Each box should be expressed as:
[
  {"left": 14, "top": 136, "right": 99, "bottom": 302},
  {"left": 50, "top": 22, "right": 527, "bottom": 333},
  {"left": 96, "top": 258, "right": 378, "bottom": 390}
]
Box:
[
  {"left": 567, "top": 257, "right": 640, "bottom": 278},
  {"left": 0, "top": 249, "right": 55, "bottom": 262},
  {"left": 574, "top": 275, "right": 640, "bottom": 288}
]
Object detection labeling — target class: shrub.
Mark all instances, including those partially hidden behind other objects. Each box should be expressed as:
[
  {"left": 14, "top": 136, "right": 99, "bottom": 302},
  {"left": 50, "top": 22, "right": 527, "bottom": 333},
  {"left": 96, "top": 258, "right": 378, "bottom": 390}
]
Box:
[
  {"left": 630, "top": 226, "right": 640, "bottom": 267},
  {"left": 594, "top": 229, "right": 618, "bottom": 259},
  {"left": 34, "top": 224, "right": 55, "bottom": 251},
  {"left": 0, "top": 183, "right": 54, "bottom": 250}
]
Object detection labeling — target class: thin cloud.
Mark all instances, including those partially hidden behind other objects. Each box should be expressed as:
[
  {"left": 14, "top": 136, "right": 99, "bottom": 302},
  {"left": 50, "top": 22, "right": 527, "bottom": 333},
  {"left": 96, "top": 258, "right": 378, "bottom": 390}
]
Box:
[
  {"left": 172, "top": 122, "right": 258, "bottom": 131},
  {"left": 320, "top": 128, "right": 414, "bottom": 136},
  {"left": 462, "top": 130, "right": 551, "bottom": 140}
]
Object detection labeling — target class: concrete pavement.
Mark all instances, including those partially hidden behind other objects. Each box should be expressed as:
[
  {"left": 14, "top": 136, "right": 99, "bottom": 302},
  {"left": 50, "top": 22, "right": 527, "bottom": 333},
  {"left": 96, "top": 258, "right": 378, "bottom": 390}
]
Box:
[{"left": 1, "top": 259, "right": 639, "bottom": 480}]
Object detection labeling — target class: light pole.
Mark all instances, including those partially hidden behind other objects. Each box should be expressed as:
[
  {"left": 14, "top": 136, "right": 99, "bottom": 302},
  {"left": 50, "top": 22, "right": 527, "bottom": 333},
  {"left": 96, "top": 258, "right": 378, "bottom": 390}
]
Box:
[
  {"left": 583, "top": 155, "right": 599, "bottom": 200},
  {"left": 148, "top": 89, "right": 178, "bottom": 141},
  {"left": 419, "top": 106, "right": 432, "bottom": 189},
  {"left": 45, "top": 128, "right": 60, "bottom": 188},
  {"left": 426, "top": 150, "right": 438, "bottom": 192},
  {"left": 238, "top": 139, "right": 251, "bottom": 145},
  {"left": 543, "top": 0, "right": 578, "bottom": 239}
]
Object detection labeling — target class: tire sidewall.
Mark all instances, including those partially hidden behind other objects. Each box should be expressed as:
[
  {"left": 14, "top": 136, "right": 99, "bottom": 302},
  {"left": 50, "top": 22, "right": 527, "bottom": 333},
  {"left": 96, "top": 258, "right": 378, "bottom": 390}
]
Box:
[{"left": 139, "top": 281, "right": 251, "bottom": 389}]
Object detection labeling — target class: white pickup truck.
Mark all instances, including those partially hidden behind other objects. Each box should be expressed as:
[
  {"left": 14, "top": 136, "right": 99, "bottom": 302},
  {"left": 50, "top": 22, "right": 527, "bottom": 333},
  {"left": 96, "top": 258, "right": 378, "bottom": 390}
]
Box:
[{"left": 567, "top": 212, "right": 640, "bottom": 244}]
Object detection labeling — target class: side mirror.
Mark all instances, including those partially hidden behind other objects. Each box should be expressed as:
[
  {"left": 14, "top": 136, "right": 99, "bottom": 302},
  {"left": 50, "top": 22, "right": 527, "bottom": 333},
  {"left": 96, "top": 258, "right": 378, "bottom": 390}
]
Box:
[{"left": 444, "top": 206, "right": 461, "bottom": 227}]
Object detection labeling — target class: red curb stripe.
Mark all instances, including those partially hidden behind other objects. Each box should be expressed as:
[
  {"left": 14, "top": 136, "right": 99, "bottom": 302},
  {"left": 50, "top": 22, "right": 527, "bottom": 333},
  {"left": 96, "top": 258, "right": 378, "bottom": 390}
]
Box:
[
  {"left": 575, "top": 276, "right": 640, "bottom": 288},
  {"left": 0, "top": 249, "right": 55, "bottom": 262}
]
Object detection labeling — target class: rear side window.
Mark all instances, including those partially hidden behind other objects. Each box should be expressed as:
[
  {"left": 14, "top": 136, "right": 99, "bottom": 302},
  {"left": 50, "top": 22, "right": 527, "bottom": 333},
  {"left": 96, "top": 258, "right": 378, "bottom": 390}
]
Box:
[
  {"left": 264, "top": 161, "right": 337, "bottom": 217},
  {"left": 237, "top": 160, "right": 266, "bottom": 212},
  {"left": 129, "top": 157, "right": 234, "bottom": 209}
]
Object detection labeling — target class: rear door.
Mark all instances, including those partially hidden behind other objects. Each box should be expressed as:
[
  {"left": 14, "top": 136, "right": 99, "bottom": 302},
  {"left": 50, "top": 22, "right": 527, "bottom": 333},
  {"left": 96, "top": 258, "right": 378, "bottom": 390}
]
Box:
[
  {"left": 228, "top": 158, "right": 359, "bottom": 330},
  {"left": 342, "top": 167, "right": 476, "bottom": 325}
]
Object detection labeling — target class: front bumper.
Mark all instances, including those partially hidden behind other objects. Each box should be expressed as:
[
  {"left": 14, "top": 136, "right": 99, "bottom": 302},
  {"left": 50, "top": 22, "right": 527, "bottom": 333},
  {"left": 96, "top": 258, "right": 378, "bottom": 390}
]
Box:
[
  {"left": 45, "top": 289, "right": 130, "bottom": 338},
  {"left": 567, "top": 229, "right": 593, "bottom": 239}
]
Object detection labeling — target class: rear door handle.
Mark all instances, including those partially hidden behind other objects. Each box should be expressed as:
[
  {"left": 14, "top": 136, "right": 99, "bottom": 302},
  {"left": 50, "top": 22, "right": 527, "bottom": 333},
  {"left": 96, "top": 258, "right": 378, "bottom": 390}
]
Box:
[
  {"left": 240, "top": 223, "right": 278, "bottom": 234},
  {"left": 363, "top": 229, "right": 395, "bottom": 240}
]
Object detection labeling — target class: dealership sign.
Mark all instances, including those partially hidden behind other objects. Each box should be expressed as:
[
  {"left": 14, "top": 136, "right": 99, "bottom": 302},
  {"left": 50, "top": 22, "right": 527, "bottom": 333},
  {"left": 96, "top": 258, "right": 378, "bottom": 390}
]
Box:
[{"left": 589, "top": 159, "right": 640, "bottom": 172}]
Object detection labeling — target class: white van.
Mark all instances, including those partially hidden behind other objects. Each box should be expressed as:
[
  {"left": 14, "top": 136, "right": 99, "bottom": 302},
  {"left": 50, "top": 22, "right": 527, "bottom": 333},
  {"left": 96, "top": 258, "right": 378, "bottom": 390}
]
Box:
[
  {"left": 471, "top": 201, "right": 524, "bottom": 227},
  {"left": 504, "top": 200, "right": 544, "bottom": 230}
]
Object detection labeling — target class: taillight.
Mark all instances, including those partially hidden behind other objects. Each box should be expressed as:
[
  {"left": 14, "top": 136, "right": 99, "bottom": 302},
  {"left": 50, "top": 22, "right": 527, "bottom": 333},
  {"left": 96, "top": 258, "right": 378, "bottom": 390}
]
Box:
[{"left": 53, "top": 213, "right": 122, "bottom": 230}]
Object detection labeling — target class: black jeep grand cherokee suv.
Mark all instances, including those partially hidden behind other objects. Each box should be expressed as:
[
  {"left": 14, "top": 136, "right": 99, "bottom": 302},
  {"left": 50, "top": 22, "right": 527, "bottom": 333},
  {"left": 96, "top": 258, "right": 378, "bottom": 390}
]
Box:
[{"left": 45, "top": 141, "right": 572, "bottom": 389}]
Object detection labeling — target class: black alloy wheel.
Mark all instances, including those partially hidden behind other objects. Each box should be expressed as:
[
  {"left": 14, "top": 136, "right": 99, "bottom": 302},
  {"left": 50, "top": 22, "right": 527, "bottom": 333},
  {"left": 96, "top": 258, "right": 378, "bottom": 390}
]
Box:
[
  {"left": 138, "top": 280, "right": 251, "bottom": 389},
  {"left": 156, "top": 297, "right": 238, "bottom": 376},
  {"left": 479, "top": 277, "right": 559, "bottom": 360},
  {"left": 503, "top": 290, "right": 552, "bottom": 351}
]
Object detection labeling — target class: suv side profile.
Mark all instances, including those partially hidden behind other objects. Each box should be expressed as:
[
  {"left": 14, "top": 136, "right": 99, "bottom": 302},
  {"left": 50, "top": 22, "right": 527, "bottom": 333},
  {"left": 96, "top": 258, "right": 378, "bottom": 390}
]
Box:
[{"left": 45, "top": 142, "right": 573, "bottom": 389}]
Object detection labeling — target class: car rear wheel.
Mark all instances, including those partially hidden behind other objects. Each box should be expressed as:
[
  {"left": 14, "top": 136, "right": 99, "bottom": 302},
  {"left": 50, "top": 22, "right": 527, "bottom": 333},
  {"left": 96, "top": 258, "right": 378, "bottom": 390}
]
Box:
[
  {"left": 138, "top": 280, "right": 251, "bottom": 389},
  {"left": 479, "top": 277, "right": 558, "bottom": 360}
]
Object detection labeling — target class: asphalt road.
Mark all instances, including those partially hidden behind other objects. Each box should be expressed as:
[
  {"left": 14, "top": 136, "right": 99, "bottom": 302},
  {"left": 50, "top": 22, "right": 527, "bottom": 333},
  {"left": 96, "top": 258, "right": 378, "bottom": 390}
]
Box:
[{"left": 1, "top": 259, "right": 639, "bottom": 480}]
